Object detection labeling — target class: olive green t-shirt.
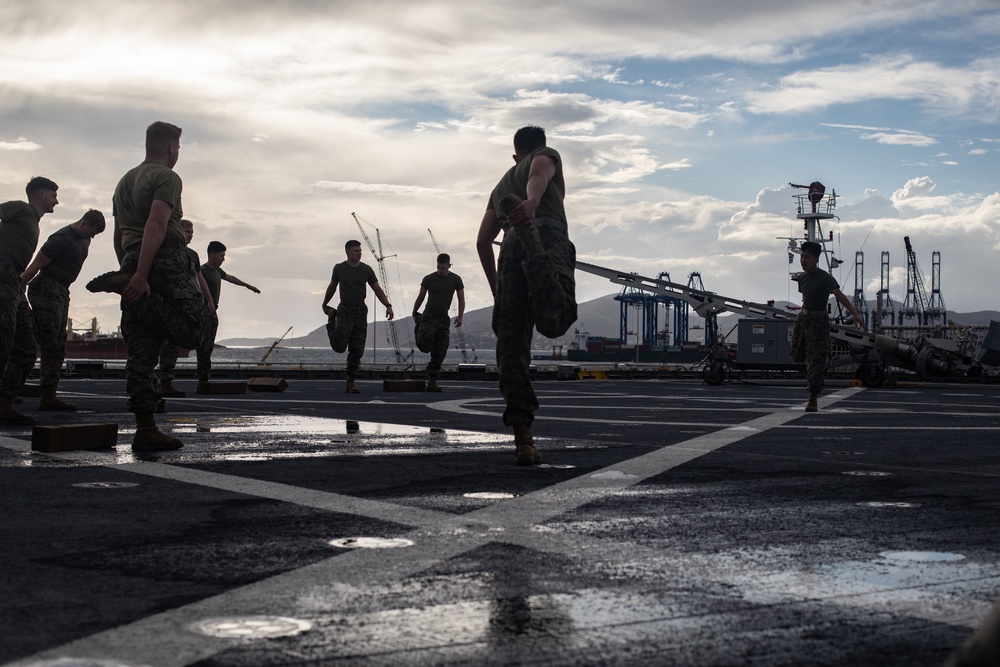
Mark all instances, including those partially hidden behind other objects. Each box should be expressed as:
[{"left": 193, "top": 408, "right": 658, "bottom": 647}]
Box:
[
  {"left": 38, "top": 225, "right": 91, "bottom": 286},
  {"left": 112, "top": 160, "right": 185, "bottom": 251},
  {"left": 489, "top": 146, "right": 566, "bottom": 227},
  {"left": 420, "top": 271, "right": 464, "bottom": 317},
  {"left": 0, "top": 200, "right": 41, "bottom": 272},
  {"left": 332, "top": 261, "right": 378, "bottom": 309},
  {"left": 201, "top": 263, "right": 227, "bottom": 308},
  {"left": 795, "top": 268, "right": 839, "bottom": 311}
]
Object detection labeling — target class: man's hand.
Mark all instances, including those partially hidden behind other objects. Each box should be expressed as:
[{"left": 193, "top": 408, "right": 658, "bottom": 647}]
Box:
[
  {"left": 385, "top": 305, "right": 394, "bottom": 320},
  {"left": 454, "top": 315, "right": 463, "bottom": 328},
  {"left": 122, "top": 274, "right": 151, "bottom": 303}
]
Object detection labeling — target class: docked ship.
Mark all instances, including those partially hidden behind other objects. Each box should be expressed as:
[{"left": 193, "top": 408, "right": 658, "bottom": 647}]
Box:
[{"left": 63, "top": 318, "right": 188, "bottom": 360}]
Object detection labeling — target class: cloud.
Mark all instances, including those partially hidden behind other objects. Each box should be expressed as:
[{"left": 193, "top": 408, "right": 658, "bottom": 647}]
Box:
[{"left": 0, "top": 138, "right": 41, "bottom": 151}]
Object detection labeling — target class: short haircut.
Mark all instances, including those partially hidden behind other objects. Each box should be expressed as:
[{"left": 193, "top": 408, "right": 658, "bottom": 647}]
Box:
[
  {"left": 179, "top": 218, "right": 194, "bottom": 230},
  {"left": 345, "top": 239, "right": 362, "bottom": 251},
  {"left": 801, "top": 241, "right": 822, "bottom": 258},
  {"left": 513, "top": 126, "right": 546, "bottom": 155},
  {"left": 207, "top": 241, "right": 226, "bottom": 255},
  {"left": 436, "top": 253, "right": 450, "bottom": 264},
  {"left": 26, "top": 176, "right": 58, "bottom": 198},
  {"left": 145, "top": 121, "right": 182, "bottom": 155},
  {"left": 82, "top": 209, "right": 106, "bottom": 233}
]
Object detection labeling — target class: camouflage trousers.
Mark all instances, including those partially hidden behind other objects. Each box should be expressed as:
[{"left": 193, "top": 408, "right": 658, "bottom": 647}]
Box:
[
  {"left": 790, "top": 311, "right": 829, "bottom": 393},
  {"left": 492, "top": 217, "right": 577, "bottom": 428},
  {"left": 0, "top": 256, "right": 36, "bottom": 399},
  {"left": 415, "top": 314, "right": 450, "bottom": 379},
  {"left": 157, "top": 311, "right": 216, "bottom": 383},
  {"left": 27, "top": 274, "right": 70, "bottom": 389},
  {"left": 326, "top": 305, "right": 367, "bottom": 377},
  {"left": 120, "top": 246, "right": 207, "bottom": 414}
]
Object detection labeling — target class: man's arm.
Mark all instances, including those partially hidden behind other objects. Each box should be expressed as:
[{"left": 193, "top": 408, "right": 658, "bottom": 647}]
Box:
[
  {"left": 507, "top": 154, "right": 556, "bottom": 225},
  {"left": 411, "top": 286, "right": 428, "bottom": 322},
  {"left": 198, "top": 272, "right": 216, "bottom": 315},
  {"left": 122, "top": 199, "right": 172, "bottom": 303},
  {"left": 223, "top": 274, "right": 261, "bottom": 294},
  {"left": 322, "top": 278, "right": 338, "bottom": 316},
  {"left": 832, "top": 288, "right": 863, "bottom": 326},
  {"left": 476, "top": 205, "right": 501, "bottom": 296},
  {"left": 371, "top": 282, "right": 394, "bottom": 320},
  {"left": 19, "top": 252, "right": 52, "bottom": 288},
  {"left": 454, "top": 288, "right": 465, "bottom": 327},
  {"left": 113, "top": 216, "right": 125, "bottom": 264}
]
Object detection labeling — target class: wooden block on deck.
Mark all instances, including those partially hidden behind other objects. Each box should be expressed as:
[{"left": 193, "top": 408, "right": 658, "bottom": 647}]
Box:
[
  {"left": 32, "top": 423, "right": 118, "bottom": 452},
  {"left": 196, "top": 381, "right": 247, "bottom": 395},
  {"left": 20, "top": 383, "right": 43, "bottom": 397},
  {"left": 246, "top": 377, "right": 288, "bottom": 392},
  {"left": 383, "top": 379, "right": 426, "bottom": 392}
]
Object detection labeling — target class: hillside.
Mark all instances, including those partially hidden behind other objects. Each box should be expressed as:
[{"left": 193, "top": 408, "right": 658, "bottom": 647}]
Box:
[{"left": 219, "top": 294, "right": 999, "bottom": 349}]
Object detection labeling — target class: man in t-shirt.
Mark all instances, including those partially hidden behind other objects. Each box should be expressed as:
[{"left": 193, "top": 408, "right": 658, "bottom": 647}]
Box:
[
  {"left": 790, "top": 241, "right": 863, "bottom": 412},
  {"left": 476, "top": 126, "right": 577, "bottom": 465},
  {"left": 0, "top": 176, "right": 59, "bottom": 425},
  {"left": 102, "top": 121, "right": 207, "bottom": 452},
  {"left": 322, "top": 239, "right": 394, "bottom": 393},
  {"left": 20, "top": 209, "right": 106, "bottom": 411},
  {"left": 411, "top": 253, "right": 464, "bottom": 392},
  {"left": 196, "top": 240, "right": 259, "bottom": 390},
  {"left": 156, "top": 219, "right": 215, "bottom": 397}
]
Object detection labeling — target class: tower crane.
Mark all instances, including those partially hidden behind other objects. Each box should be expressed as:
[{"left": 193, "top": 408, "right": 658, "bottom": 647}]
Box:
[
  {"left": 351, "top": 212, "right": 413, "bottom": 364},
  {"left": 427, "top": 229, "right": 477, "bottom": 363}
]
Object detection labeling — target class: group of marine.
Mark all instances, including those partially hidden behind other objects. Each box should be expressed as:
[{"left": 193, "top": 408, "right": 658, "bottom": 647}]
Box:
[{"left": 0, "top": 123, "right": 577, "bottom": 466}]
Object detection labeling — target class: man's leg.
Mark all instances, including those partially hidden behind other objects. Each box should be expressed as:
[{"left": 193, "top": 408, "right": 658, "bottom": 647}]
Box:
[
  {"left": 122, "top": 247, "right": 204, "bottom": 451},
  {"left": 157, "top": 341, "right": 185, "bottom": 397},
  {"left": 426, "top": 316, "right": 450, "bottom": 391},
  {"left": 30, "top": 279, "right": 76, "bottom": 411},
  {"left": 0, "top": 272, "right": 35, "bottom": 424},
  {"left": 493, "top": 235, "right": 541, "bottom": 465},
  {"left": 344, "top": 310, "right": 367, "bottom": 394},
  {"left": 803, "top": 317, "right": 830, "bottom": 411},
  {"left": 196, "top": 312, "right": 219, "bottom": 384}
]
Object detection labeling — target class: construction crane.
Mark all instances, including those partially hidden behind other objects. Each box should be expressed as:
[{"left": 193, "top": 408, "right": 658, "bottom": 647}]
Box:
[
  {"left": 258, "top": 326, "right": 292, "bottom": 365},
  {"left": 427, "top": 229, "right": 478, "bottom": 363},
  {"left": 351, "top": 212, "right": 413, "bottom": 364},
  {"left": 901, "top": 235, "right": 931, "bottom": 326}
]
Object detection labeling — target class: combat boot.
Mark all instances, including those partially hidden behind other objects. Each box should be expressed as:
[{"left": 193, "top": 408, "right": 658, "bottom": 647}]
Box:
[
  {"left": 0, "top": 396, "right": 33, "bottom": 425},
  {"left": 345, "top": 377, "right": 361, "bottom": 394},
  {"left": 38, "top": 386, "right": 77, "bottom": 412},
  {"left": 513, "top": 424, "right": 541, "bottom": 466},
  {"left": 806, "top": 392, "right": 818, "bottom": 412},
  {"left": 86, "top": 270, "right": 132, "bottom": 294},
  {"left": 159, "top": 380, "right": 186, "bottom": 398},
  {"left": 132, "top": 413, "right": 183, "bottom": 452},
  {"left": 426, "top": 379, "right": 442, "bottom": 392}
]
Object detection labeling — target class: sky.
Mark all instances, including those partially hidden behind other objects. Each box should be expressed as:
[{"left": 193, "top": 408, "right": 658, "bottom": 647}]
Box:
[{"left": 2, "top": 0, "right": 999, "bottom": 343}]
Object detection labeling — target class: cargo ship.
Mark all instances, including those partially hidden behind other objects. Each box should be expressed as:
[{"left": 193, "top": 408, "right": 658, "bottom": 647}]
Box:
[{"left": 63, "top": 318, "right": 189, "bottom": 360}]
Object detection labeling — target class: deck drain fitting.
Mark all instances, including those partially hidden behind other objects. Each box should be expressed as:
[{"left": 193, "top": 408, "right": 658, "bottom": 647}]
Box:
[
  {"left": 842, "top": 471, "right": 892, "bottom": 477},
  {"left": 72, "top": 482, "right": 140, "bottom": 489},
  {"left": 329, "top": 537, "right": 414, "bottom": 549},
  {"left": 189, "top": 615, "right": 312, "bottom": 639},
  {"left": 464, "top": 492, "right": 517, "bottom": 499}
]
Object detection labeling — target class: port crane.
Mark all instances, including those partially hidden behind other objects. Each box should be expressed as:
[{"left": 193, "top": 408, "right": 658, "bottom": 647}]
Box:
[
  {"left": 351, "top": 212, "right": 414, "bottom": 364},
  {"left": 427, "top": 229, "right": 478, "bottom": 363},
  {"left": 573, "top": 185, "right": 991, "bottom": 385}
]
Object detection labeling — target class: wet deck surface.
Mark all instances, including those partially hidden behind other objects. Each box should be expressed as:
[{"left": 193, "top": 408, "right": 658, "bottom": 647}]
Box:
[{"left": 2, "top": 377, "right": 999, "bottom": 666}]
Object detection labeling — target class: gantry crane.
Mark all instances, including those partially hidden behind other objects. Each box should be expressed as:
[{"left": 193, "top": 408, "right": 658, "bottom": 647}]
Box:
[
  {"left": 426, "top": 228, "right": 478, "bottom": 363},
  {"left": 901, "top": 235, "right": 931, "bottom": 326},
  {"left": 351, "top": 212, "right": 413, "bottom": 364}
]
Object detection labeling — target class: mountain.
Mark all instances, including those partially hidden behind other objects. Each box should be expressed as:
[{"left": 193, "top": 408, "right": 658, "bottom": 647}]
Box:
[{"left": 218, "top": 294, "right": 1000, "bottom": 349}]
